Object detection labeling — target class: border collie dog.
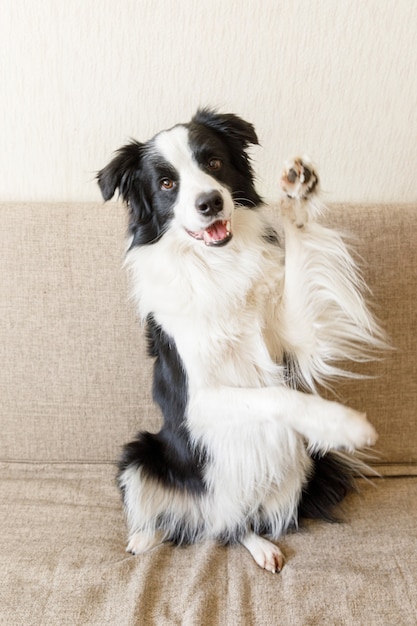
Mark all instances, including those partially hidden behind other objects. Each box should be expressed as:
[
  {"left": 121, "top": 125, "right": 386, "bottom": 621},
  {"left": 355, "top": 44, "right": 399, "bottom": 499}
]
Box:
[{"left": 98, "top": 109, "right": 385, "bottom": 573}]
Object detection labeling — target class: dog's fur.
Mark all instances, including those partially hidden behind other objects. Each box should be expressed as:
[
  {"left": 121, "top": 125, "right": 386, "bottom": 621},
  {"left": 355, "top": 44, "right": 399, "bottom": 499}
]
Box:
[{"left": 98, "top": 109, "right": 386, "bottom": 572}]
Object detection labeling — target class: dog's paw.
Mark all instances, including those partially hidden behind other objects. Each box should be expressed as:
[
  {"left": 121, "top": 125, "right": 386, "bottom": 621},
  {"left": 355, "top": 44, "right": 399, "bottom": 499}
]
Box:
[
  {"left": 293, "top": 392, "right": 378, "bottom": 453},
  {"left": 241, "top": 533, "right": 284, "bottom": 574},
  {"left": 126, "top": 530, "right": 164, "bottom": 555},
  {"left": 305, "top": 398, "right": 378, "bottom": 453},
  {"left": 280, "top": 157, "right": 319, "bottom": 200},
  {"left": 333, "top": 407, "right": 378, "bottom": 451}
]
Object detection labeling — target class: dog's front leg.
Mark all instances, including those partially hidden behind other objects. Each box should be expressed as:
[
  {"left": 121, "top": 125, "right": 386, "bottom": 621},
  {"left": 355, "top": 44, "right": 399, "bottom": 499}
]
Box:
[
  {"left": 241, "top": 531, "right": 284, "bottom": 574},
  {"left": 188, "top": 386, "right": 377, "bottom": 453},
  {"left": 126, "top": 529, "right": 165, "bottom": 555},
  {"left": 276, "top": 157, "right": 385, "bottom": 392}
]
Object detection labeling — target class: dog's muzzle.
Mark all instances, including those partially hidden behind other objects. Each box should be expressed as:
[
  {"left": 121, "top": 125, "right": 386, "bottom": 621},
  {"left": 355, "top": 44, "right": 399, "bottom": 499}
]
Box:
[
  {"left": 186, "top": 220, "right": 232, "bottom": 246},
  {"left": 186, "top": 190, "right": 233, "bottom": 246}
]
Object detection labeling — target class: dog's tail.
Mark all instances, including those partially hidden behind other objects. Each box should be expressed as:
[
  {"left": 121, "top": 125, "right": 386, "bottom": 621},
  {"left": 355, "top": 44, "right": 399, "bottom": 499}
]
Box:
[{"left": 298, "top": 450, "right": 378, "bottom": 523}]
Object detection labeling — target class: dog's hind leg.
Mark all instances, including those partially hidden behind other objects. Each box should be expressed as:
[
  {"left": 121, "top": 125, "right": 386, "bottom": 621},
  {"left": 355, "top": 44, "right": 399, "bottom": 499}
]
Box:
[{"left": 241, "top": 532, "right": 284, "bottom": 573}]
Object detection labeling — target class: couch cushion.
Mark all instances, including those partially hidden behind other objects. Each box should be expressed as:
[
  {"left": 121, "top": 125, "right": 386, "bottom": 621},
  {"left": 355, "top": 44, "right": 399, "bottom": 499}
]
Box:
[
  {"left": 1, "top": 203, "right": 156, "bottom": 463},
  {"left": 0, "top": 462, "right": 416, "bottom": 625},
  {"left": 1, "top": 203, "right": 416, "bottom": 473}
]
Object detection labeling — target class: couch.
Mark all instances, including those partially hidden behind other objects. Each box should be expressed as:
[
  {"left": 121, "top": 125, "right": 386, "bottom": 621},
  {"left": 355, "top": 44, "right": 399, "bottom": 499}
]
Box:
[{"left": 1, "top": 202, "right": 416, "bottom": 626}]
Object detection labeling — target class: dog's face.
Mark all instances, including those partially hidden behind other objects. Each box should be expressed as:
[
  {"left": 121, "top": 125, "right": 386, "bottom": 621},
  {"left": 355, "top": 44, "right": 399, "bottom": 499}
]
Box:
[{"left": 97, "top": 109, "right": 261, "bottom": 247}]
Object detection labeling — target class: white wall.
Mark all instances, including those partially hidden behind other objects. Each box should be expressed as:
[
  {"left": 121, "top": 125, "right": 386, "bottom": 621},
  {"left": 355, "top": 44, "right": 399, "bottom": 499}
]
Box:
[{"left": 1, "top": 0, "right": 416, "bottom": 203}]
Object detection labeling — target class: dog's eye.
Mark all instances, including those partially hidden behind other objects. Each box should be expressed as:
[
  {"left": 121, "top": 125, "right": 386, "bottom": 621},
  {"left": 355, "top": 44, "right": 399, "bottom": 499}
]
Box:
[
  {"left": 160, "top": 178, "right": 176, "bottom": 190},
  {"left": 207, "top": 158, "right": 222, "bottom": 171}
]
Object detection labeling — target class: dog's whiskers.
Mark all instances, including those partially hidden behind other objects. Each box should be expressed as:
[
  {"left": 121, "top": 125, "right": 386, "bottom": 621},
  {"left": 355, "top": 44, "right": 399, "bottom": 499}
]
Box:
[{"left": 232, "top": 193, "right": 258, "bottom": 208}]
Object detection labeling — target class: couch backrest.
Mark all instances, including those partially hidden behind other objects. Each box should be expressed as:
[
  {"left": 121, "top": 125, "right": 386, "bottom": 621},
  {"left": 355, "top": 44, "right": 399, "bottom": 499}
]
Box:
[{"left": 1, "top": 203, "right": 416, "bottom": 474}]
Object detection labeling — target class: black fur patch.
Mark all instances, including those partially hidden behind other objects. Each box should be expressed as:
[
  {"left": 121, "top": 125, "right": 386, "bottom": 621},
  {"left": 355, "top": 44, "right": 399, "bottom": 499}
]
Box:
[
  {"left": 262, "top": 226, "right": 280, "bottom": 245},
  {"left": 97, "top": 141, "right": 180, "bottom": 248},
  {"left": 118, "top": 315, "right": 206, "bottom": 495},
  {"left": 298, "top": 452, "right": 357, "bottom": 523},
  {"left": 188, "top": 109, "right": 263, "bottom": 209}
]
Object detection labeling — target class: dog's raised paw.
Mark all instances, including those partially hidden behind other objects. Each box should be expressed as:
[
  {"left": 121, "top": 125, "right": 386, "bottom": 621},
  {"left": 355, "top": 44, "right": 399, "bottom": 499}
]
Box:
[{"left": 280, "top": 157, "right": 319, "bottom": 200}]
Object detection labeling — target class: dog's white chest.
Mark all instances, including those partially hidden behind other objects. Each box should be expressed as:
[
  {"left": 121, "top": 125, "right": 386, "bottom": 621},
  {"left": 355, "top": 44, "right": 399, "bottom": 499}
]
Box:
[{"left": 126, "top": 211, "right": 285, "bottom": 389}]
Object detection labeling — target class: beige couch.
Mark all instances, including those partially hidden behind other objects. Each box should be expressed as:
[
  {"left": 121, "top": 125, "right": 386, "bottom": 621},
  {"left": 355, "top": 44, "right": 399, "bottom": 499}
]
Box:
[{"left": 1, "top": 202, "right": 417, "bottom": 626}]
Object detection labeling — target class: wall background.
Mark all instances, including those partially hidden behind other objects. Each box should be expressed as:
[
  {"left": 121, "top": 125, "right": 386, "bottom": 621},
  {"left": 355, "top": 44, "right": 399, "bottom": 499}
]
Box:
[{"left": 1, "top": 0, "right": 416, "bottom": 203}]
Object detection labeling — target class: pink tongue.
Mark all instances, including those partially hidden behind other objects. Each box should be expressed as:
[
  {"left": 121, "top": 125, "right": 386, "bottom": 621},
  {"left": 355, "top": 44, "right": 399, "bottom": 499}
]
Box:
[{"left": 203, "top": 221, "right": 228, "bottom": 244}]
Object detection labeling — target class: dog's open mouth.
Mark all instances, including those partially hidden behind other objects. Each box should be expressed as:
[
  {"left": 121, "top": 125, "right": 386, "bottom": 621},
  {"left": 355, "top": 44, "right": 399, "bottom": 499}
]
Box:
[{"left": 186, "top": 220, "right": 232, "bottom": 247}]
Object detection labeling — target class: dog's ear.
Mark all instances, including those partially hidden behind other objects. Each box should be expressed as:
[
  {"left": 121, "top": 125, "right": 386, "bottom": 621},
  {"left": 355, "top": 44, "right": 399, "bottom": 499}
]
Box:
[
  {"left": 192, "top": 108, "right": 259, "bottom": 148},
  {"left": 192, "top": 109, "right": 261, "bottom": 198},
  {"left": 98, "top": 142, "right": 161, "bottom": 246},
  {"left": 97, "top": 141, "right": 144, "bottom": 202}
]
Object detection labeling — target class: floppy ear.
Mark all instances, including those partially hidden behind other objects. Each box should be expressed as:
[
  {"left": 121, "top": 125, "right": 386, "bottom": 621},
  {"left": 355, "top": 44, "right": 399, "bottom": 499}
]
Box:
[
  {"left": 192, "top": 108, "right": 259, "bottom": 148},
  {"left": 97, "top": 141, "right": 144, "bottom": 202},
  {"left": 192, "top": 108, "right": 261, "bottom": 198},
  {"left": 97, "top": 141, "right": 162, "bottom": 246}
]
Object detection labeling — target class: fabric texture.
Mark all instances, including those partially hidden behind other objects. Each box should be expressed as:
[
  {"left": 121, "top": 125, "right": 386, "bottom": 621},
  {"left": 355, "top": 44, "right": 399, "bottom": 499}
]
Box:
[
  {"left": 1, "top": 202, "right": 416, "bottom": 625},
  {"left": 0, "top": 463, "right": 416, "bottom": 626}
]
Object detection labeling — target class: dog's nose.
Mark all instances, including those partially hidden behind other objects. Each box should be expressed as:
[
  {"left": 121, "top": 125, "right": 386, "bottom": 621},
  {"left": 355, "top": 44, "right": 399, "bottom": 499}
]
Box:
[{"left": 196, "top": 191, "right": 223, "bottom": 217}]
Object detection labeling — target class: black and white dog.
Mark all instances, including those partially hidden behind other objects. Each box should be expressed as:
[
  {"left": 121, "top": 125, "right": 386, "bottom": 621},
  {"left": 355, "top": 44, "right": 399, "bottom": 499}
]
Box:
[{"left": 98, "top": 109, "right": 385, "bottom": 573}]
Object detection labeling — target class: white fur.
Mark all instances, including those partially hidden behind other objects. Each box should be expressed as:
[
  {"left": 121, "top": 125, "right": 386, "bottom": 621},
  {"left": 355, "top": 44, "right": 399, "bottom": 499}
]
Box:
[
  {"left": 241, "top": 532, "right": 284, "bottom": 573},
  {"left": 121, "top": 129, "right": 385, "bottom": 570}
]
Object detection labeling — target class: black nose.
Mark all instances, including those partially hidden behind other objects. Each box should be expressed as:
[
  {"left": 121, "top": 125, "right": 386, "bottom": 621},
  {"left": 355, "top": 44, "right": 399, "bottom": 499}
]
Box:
[{"left": 195, "top": 191, "right": 224, "bottom": 217}]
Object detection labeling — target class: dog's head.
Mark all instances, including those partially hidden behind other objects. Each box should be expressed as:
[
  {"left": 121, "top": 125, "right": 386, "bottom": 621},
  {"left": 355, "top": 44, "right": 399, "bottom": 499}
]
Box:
[{"left": 97, "top": 109, "right": 261, "bottom": 248}]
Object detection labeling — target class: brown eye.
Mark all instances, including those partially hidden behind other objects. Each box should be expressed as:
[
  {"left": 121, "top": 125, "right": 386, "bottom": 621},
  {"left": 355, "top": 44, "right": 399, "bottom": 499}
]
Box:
[
  {"left": 208, "top": 158, "right": 222, "bottom": 171},
  {"left": 160, "top": 178, "right": 175, "bottom": 190}
]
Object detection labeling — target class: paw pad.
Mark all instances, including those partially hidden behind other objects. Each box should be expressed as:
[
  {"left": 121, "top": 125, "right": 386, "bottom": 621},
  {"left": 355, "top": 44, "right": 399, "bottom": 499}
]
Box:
[{"left": 281, "top": 158, "right": 318, "bottom": 199}]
